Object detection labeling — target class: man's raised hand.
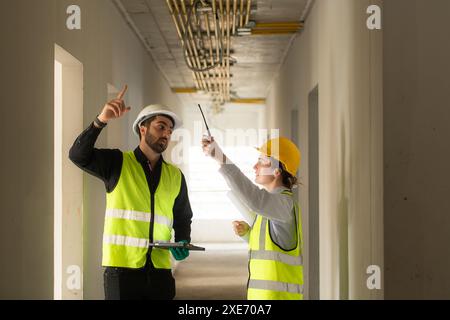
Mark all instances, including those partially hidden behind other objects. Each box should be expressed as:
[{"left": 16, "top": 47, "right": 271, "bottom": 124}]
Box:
[{"left": 98, "top": 85, "right": 131, "bottom": 123}]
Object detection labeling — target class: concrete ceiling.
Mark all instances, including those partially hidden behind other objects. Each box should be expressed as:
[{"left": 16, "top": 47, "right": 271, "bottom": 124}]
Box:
[{"left": 115, "top": 0, "right": 312, "bottom": 108}]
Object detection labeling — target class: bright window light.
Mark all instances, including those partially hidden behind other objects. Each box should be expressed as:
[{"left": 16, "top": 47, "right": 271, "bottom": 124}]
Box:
[{"left": 188, "top": 146, "right": 260, "bottom": 220}]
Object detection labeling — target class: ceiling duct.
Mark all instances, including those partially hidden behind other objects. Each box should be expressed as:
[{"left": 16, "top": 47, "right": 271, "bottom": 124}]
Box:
[
  {"left": 165, "top": 0, "right": 306, "bottom": 113},
  {"left": 166, "top": 0, "right": 254, "bottom": 106}
]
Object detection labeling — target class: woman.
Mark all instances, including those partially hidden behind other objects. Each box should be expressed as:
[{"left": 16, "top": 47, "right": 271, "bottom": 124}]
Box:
[{"left": 202, "top": 136, "right": 303, "bottom": 300}]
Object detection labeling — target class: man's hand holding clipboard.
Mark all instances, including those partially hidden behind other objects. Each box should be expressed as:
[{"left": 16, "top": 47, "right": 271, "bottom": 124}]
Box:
[{"left": 149, "top": 241, "right": 206, "bottom": 251}]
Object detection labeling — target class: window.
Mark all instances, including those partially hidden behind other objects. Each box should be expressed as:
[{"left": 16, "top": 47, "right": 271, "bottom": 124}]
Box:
[{"left": 188, "top": 146, "right": 259, "bottom": 220}]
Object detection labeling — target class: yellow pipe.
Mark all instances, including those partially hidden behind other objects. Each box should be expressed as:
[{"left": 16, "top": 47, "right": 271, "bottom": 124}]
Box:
[
  {"left": 172, "top": 87, "right": 198, "bottom": 94},
  {"left": 250, "top": 22, "right": 304, "bottom": 35},
  {"left": 255, "top": 22, "right": 303, "bottom": 28},
  {"left": 231, "top": 98, "right": 266, "bottom": 104},
  {"left": 252, "top": 30, "right": 301, "bottom": 35}
]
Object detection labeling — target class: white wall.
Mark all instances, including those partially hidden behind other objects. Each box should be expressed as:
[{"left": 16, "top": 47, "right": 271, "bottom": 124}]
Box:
[
  {"left": 383, "top": 0, "right": 450, "bottom": 299},
  {"left": 1, "top": 0, "right": 56, "bottom": 299},
  {"left": 266, "top": 0, "right": 383, "bottom": 299},
  {"left": 0, "top": 0, "right": 182, "bottom": 299}
]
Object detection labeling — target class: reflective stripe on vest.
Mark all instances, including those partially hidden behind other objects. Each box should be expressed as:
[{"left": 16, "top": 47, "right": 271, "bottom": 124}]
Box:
[
  {"left": 247, "top": 190, "right": 303, "bottom": 300},
  {"left": 105, "top": 209, "right": 173, "bottom": 229},
  {"left": 248, "top": 279, "right": 304, "bottom": 295},
  {"left": 102, "top": 151, "right": 181, "bottom": 269},
  {"left": 249, "top": 250, "right": 303, "bottom": 266},
  {"left": 103, "top": 235, "right": 171, "bottom": 248},
  {"left": 103, "top": 235, "right": 149, "bottom": 248}
]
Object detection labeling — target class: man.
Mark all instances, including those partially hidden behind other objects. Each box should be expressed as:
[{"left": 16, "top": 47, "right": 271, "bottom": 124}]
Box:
[{"left": 69, "top": 85, "right": 193, "bottom": 300}]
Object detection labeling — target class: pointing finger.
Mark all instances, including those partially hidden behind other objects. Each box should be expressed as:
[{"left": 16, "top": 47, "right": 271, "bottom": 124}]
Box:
[{"left": 117, "top": 85, "right": 128, "bottom": 100}]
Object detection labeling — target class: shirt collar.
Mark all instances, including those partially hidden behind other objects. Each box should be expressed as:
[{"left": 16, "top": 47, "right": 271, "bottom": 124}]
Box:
[
  {"left": 134, "top": 146, "right": 165, "bottom": 167},
  {"left": 271, "top": 186, "right": 291, "bottom": 194}
]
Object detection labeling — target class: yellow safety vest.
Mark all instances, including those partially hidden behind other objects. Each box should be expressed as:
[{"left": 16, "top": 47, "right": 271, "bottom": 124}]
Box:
[
  {"left": 102, "top": 151, "right": 182, "bottom": 269},
  {"left": 247, "top": 190, "right": 304, "bottom": 300}
]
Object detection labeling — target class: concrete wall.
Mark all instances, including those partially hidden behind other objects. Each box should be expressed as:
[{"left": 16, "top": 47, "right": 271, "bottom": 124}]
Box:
[
  {"left": 384, "top": 0, "right": 450, "bottom": 299},
  {"left": 0, "top": 0, "right": 182, "bottom": 299},
  {"left": 266, "top": 0, "right": 383, "bottom": 299}
]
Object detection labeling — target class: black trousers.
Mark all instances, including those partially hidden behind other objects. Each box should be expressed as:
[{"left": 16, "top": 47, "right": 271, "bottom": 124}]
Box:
[{"left": 103, "top": 259, "right": 176, "bottom": 300}]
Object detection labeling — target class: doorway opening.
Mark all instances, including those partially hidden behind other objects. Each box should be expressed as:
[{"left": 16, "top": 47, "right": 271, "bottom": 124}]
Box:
[{"left": 54, "top": 44, "right": 84, "bottom": 300}]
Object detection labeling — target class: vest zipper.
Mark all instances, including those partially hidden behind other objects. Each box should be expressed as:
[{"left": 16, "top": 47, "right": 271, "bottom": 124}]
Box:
[
  {"left": 146, "top": 158, "right": 157, "bottom": 268},
  {"left": 147, "top": 192, "right": 155, "bottom": 267},
  {"left": 150, "top": 192, "right": 155, "bottom": 244}
]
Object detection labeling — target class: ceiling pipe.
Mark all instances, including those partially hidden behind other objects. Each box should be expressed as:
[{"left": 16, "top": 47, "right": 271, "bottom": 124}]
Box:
[
  {"left": 226, "top": 0, "right": 231, "bottom": 101},
  {"left": 190, "top": 1, "right": 213, "bottom": 93},
  {"left": 179, "top": 0, "right": 208, "bottom": 89},
  {"left": 239, "top": 0, "right": 245, "bottom": 28},
  {"left": 211, "top": 0, "right": 225, "bottom": 100},
  {"left": 245, "top": 0, "right": 252, "bottom": 26},
  {"left": 204, "top": 7, "right": 220, "bottom": 94},
  {"left": 199, "top": 0, "right": 227, "bottom": 98},
  {"left": 168, "top": 0, "right": 257, "bottom": 104},
  {"left": 169, "top": 0, "right": 203, "bottom": 89},
  {"left": 219, "top": 0, "right": 226, "bottom": 103},
  {"left": 185, "top": 1, "right": 208, "bottom": 90},
  {"left": 172, "top": 87, "right": 198, "bottom": 93},
  {"left": 251, "top": 22, "right": 304, "bottom": 35},
  {"left": 231, "top": 98, "right": 266, "bottom": 104},
  {"left": 171, "top": 88, "right": 265, "bottom": 104},
  {"left": 232, "top": 0, "right": 238, "bottom": 35},
  {"left": 166, "top": 0, "right": 202, "bottom": 89}
]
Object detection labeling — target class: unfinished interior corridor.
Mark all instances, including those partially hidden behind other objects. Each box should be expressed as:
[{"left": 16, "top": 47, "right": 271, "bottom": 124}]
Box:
[{"left": 2, "top": 0, "right": 450, "bottom": 303}]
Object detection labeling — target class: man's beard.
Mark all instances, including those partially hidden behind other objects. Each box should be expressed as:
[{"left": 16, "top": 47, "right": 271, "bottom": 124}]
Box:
[{"left": 145, "top": 132, "right": 168, "bottom": 154}]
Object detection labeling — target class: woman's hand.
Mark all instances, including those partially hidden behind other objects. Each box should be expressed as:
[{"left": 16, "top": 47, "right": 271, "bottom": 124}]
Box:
[
  {"left": 232, "top": 221, "right": 250, "bottom": 237},
  {"left": 202, "top": 136, "right": 227, "bottom": 165}
]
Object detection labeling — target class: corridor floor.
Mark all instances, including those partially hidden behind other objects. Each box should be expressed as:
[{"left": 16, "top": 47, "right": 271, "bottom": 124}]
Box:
[{"left": 173, "top": 243, "right": 248, "bottom": 300}]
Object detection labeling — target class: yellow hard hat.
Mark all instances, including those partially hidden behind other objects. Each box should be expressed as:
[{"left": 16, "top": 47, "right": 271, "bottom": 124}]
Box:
[{"left": 256, "top": 137, "right": 301, "bottom": 177}]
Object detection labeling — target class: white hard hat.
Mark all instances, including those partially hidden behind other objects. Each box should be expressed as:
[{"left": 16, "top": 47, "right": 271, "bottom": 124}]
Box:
[{"left": 132, "top": 104, "right": 182, "bottom": 137}]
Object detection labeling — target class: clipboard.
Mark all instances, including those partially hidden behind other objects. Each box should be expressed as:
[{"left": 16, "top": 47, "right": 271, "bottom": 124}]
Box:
[{"left": 149, "top": 242, "right": 206, "bottom": 251}]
